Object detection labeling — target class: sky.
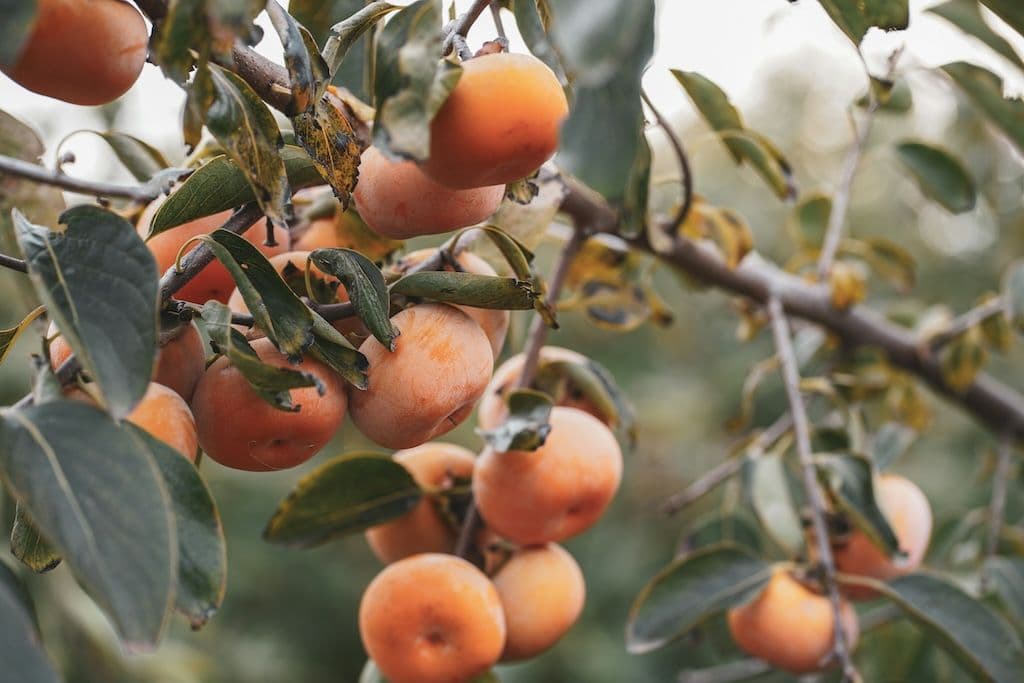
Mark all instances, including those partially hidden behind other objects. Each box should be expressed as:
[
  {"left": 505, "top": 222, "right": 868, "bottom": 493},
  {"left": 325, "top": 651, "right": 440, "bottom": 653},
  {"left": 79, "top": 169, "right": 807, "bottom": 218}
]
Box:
[{"left": 0, "top": 0, "right": 1022, "bottom": 186}]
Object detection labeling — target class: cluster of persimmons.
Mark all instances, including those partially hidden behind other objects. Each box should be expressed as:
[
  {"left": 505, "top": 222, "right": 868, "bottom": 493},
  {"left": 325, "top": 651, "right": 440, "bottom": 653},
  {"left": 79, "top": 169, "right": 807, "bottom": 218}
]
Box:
[{"left": 9, "top": 2, "right": 937, "bottom": 680}]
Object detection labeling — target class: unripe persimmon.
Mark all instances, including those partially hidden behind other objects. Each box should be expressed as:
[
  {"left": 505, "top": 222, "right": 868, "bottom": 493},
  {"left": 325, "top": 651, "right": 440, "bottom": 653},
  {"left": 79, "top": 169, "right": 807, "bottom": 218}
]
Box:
[
  {"left": 834, "top": 474, "right": 933, "bottom": 599},
  {"left": 727, "top": 569, "right": 859, "bottom": 674},
  {"left": 473, "top": 406, "right": 622, "bottom": 545},
  {"left": 49, "top": 321, "right": 207, "bottom": 402},
  {"left": 477, "top": 346, "right": 608, "bottom": 430},
  {"left": 348, "top": 304, "right": 493, "bottom": 449},
  {"left": 2, "top": 0, "right": 148, "bottom": 106},
  {"left": 423, "top": 53, "right": 568, "bottom": 189},
  {"left": 138, "top": 206, "right": 291, "bottom": 304},
  {"left": 354, "top": 146, "right": 504, "bottom": 239},
  {"left": 365, "top": 443, "right": 476, "bottom": 564},
  {"left": 492, "top": 543, "right": 585, "bottom": 661},
  {"left": 190, "top": 337, "right": 347, "bottom": 471},
  {"left": 359, "top": 553, "right": 506, "bottom": 683},
  {"left": 399, "top": 249, "right": 510, "bottom": 357},
  {"left": 67, "top": 382, "right": 198, "bottom": 462}
]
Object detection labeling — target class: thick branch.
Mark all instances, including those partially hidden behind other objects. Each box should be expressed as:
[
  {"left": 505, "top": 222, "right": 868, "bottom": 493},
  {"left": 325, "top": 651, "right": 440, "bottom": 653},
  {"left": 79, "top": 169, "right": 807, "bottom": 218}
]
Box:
[
  {"left": 0, "top": 154, "right": 172, "bottom": 202},
  {"left": 768, "top": 295, "right": 859, "bottom": 682},
  {"left": 0, "top": 253, "right": 28, "bottom": 273},
  {"left": 558, "top": 185, "right": 1024, "bottom": 438}
]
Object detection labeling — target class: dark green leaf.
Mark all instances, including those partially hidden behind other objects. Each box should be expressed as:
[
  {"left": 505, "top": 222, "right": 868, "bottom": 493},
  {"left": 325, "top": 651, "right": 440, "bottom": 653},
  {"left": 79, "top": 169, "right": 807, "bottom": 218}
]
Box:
[
  {"left": 857, "top": 78, "right": 914, "bottom": 113},
  {"left": 532, "top": 355, "right": 636, "bottom": 444},
  {"left": 147, "top": 147, "right": 325, "bottom": 237},
  {"left": 818, "top": 0, "right": 910, "bottom": 44},
  {"left": 0, "top": 557, "right": 61, "bottom": 683},
  {"left": 292, "top": 95, "right": 362, "bottom": 204},
  {"left": 373, "top": 0, "right": 459, "bottom": 160},
  {"left": 479, "top": 389, "right": 553, "bottom": 452},
  {"left": 264, "top": 452, "right": 422, "bottom": 548},
  {"left": 391, "top": 271, "right": 537, "bottom": 310},
  {"left": 310, "top": 248, "right": 397, "bottom": 349},
  {"left": 1002, "top": 261, "right": 1024, "bottom": 331},
  {"left": 292, "top": 0, "right": 377, "bottom": 102},
  {"left": 201, "top": 302, "right": 322, "bottom": 411},
  {"left": 88, "top": 131, "right": 171, "bottom": 182},
  {"left": 0, "top": 0, "right": 37, "bottom": 67},
  {"left": 205, "top": 65, "right": 290, "bottom": 226},
  {"left": 306, "top": 327, "right": 370, "bottom": 390},
  {"left": 929, "top": 1, "right": 1024, "bottom": 71},
  {"left": 788, "top": 192, "right": 832, "bottom": 249},
  {"left": 458, "top": 226, "right": 535, "bottom": 281},
  {"left": 816, "top": 452, "right": 901, "bottom": 555},
  {"left": 0, "top": 401, "right": 175, "bottom": 648},
  {"left": 200, "top": 229, "right": 316, "bottom": 360},
  {"left": 979, "top": 1, "right": 1024, "bottom": 38},
  {"left": 268, "top": 5, "right": 324, "bottom": 114},
  {"left": 626, "top": 544, "right": 772, "bottom": 654},
  {"left": 682, "top": 513, "right": 762, "bottom": 555},
  {"left": 13, "top": 207, "right": 158, "bottom": 419},
  {"left": 323, "top": 2, "right": 401, "bottom": 80},
  {"left": 872, "top": 572, "right": 1024, "bottom": 683},
  {"left": 942, "top": 62, "right": 1024, "bottom": 156},
  {"left": 872, "top": 422, "right": 916, "bottom": 470},
  {"left": 551, "top": 1, "right": 654, "bottom": 205},
  {"left": 152, "top": 0, "right": 206, "bottom": 84},
  {"left": 0, "top": 305, "right": 43, "bottom": 368},
  {"left": 895, "top": 141, "right": 976, "bottom": 213},
  {"left": 10, "top": 504, "right": 60, "bottom": 573},
  {"left": 985, "top": 556, "right": 1024, "bottom": 628},
  {"left": 129, "top": 426, "right": 226, "bottom": 630},
  {"left": 743, "top": 454, "right": 805, "bottom": 556},
  {"left": 183, "top": 60, "right": 215, "bottom": 149}
]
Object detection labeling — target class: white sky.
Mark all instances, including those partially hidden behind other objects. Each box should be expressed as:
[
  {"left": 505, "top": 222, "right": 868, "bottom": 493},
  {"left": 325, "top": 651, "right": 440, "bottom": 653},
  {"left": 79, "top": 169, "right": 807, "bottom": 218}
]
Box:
[{"left": 0, "top": 0, "right": 1021, "bottom": 183}]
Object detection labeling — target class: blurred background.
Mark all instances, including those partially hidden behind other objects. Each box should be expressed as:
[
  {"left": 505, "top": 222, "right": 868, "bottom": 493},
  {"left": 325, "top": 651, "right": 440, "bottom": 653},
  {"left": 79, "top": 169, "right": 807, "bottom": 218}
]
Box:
[{"left": 2, "top": 1, "right": 1024, "bottom": 681}]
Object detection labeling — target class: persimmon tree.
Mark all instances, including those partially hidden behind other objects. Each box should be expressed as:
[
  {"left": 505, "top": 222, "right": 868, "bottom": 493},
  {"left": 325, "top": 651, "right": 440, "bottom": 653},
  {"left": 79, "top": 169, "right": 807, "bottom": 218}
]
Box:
[{"left": 0, "top": 1, "right": 1023, "bottom": 682}]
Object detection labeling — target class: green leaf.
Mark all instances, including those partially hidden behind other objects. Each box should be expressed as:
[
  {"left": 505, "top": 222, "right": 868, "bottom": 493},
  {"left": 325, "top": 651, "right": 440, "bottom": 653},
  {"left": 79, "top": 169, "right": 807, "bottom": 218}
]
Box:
[
  {"left": 152, "top": 0, "right": 207, "bottom": 84},
  {"left": 373, "top": 0, "right": 459, "bottom": 160},
  {"left": 147, "top": 147, "right": 325, "bottom": 237},
  {"left": 292, "top": 95, "right": 362, "bottom": 205},
  {"left": 310, "top": 248, "right": 397, "bottom": 350},
  {"left": 672, "top": 71, "right": 795, "bottom": 199},
  {"left": 682, "top": 513, "right": 762, "bottom": 555},
  {"left": 268, "top": 5, "right": 324, "bottom": 114},
  {"left": 323, "top": 2, "right": 401, "bottom": 80},
  {"left": 626, "top": 544, "right": 772, "bottom": 654},
  {"left": 551, "top": 1, "right": 654, "bottom": 205},
  {"left": 895, "top": 141, "right": 976, "bottom": 213},
  {"left": 0, "top": 557, "right": 61, "bottom": 683},
  {"left": 0, "top": 0, "right": 37, "bottom": 67},
  {"left": 818, "top": 0, "right": 910, "bottom": 45},
  {"left": 984, "top": 556, "right": 1024, "bottom": 628},
  {"left": 871, "top": 572, "right": 1024, "bottom": 683},
  {"left": 201, "top": 301, "right": 323, "bottom": 411},
  {"left": 743, "top": 454, "right": 805, "bottom": 556},
  {"left": 264, "top": 452, "right": 422, "bottom": 548},
  {"left": 0, "top": 401, "right": 175, "bottom": 648},
  {"left": 204, "top": 65, "right": 290, "bottom": 227},
  {"left": 391, "top": 271, "right": 538, "bottom": 311},
  {"left": 1002, "top": 261, "right": 1024, "bottom": 331},
  {"left": 13, "top": 207, "right": 158, "bottom": 420},
  {"left": 788, "top": 192, "right": 832, "bottom": 249},
  {"left": 857, "top": 78, "right": 914, "bottom": 113},
  {"left": 0, "top": 305, "right": 44, "bottom": 368},
  {"left": 130, "top": 426, "right": 226, "bottom": 630},
  {"left": 816, "top": 452, "right": 901, "bottom": 555},
  {"left": 479, "top": 389, "right": 553, "bottom": 452},
  {"left": 941, "top": 326, "right": 988, "bottom": 391},
  {"left": 929, "top": 1, "right": 1024, "bottom": 71},
  {"left": 531, "top": 355, "right": 637, "bottom": 444},
  {"left": 942, "top": 62, "right": 1024, "bottom": 156},
  {"left": 858, "top": 237, "right": 917, "bottom": 292},
  {"left": 87, "top": 131, "right": 172, "bottom": 182},
  {"left": 872, "top": 422, "right": 916, "bottom": 470},
  {"left": 200, "top": 229, "right": 316, "bottom": 360},
  {"left": 10, "top": 504, "right": 60, "bottom": 573},
  {"left": 979, "top": 1, "right": 1024, "bottom": 38}
]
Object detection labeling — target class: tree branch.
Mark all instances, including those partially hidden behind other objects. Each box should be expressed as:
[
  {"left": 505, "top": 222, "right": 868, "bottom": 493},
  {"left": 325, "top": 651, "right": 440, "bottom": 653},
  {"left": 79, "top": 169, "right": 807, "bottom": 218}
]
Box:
[
  {"left": 442, "top": 0, "right": 492, "bottom": 57},
  {"left": 982, "top": 433, "right": 1015, "bottom": 591},
  {"left": 929, "top": 296, "right": 1006, "bottom": 350},
  {"left": 641, "top": 90, "right": 694, "bottom": 229},
  {"left": 767, "top": 295, "right": 859, "bottom": 682},
  {"left": 0, "top": 253, "right": 28, "bottom": 273},
  {"left": 0, "top": 154, "right": 176, "bottom": 202}
]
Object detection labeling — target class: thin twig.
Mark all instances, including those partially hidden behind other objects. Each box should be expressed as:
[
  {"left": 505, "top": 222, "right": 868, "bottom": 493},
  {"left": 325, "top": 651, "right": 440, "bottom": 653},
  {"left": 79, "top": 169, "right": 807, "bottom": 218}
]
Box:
[
  {"left": 442, "top": 0, "right": 491, "bottom": 56},
  {"left": 0, "top": 154, "right": 171, "bottom": 202},
  {"left": 158, "top": 204, "right": 263, "bottom": 302},
  {"left": 982, "top": 433, "right": 1015, "bottom": 592},
  {"left": 0, "top": 253, "right": 28, "bottom": 273},
  {"left": 641, "top": 90, "right": 694, "bottom": 229},
  {"left": 767, "top": 294, "right": 860, "bottom": 683},
  {"left": 489, "top": 1, "right": 507, "bottom": 42},
  {"left": 661, "top": 414, "right": 793, "bottom": 516},
  {"left": 929, "top": 297, "right": 1007, "bottom": 350}
]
